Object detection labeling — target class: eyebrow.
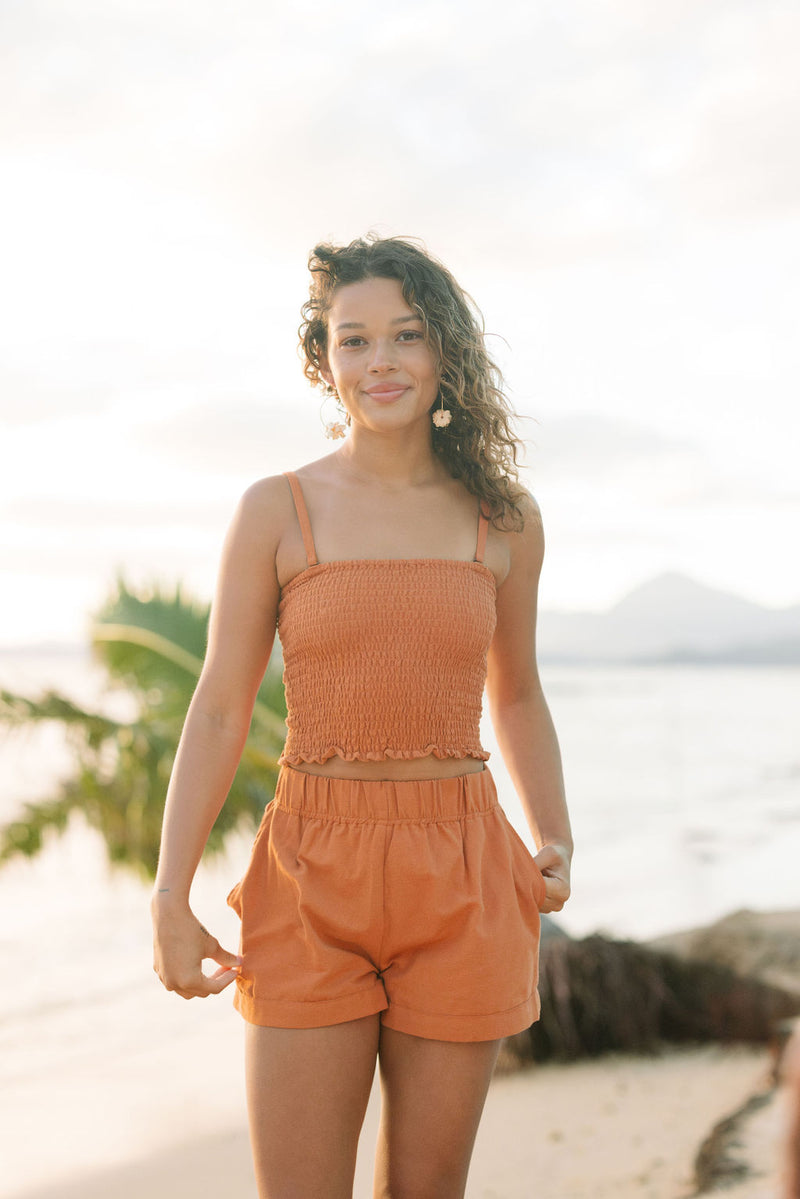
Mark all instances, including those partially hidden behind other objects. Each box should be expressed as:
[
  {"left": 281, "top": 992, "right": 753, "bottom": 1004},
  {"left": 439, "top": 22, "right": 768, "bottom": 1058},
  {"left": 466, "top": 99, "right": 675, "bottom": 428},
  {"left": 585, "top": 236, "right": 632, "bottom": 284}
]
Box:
[{"left": 334, "top": 314, "right": 423, "bottom": 331}]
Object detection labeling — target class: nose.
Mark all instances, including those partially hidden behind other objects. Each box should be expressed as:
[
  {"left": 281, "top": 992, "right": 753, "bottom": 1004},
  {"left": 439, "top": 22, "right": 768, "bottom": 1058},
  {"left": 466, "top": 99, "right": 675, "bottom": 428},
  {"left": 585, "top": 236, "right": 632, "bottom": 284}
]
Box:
[{"left": 367, "top": 337, "right": 398, "bottom": 373}]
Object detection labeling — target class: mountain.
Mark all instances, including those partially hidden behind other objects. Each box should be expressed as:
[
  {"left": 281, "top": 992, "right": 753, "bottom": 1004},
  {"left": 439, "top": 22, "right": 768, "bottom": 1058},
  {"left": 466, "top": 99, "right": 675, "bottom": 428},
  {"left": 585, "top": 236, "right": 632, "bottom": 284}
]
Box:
[
  {"left": 3, "top": 576, "right": 799, "bottom": 667},
  {"left": 537, "top": 572, "right": 800, "bottom": 664}
]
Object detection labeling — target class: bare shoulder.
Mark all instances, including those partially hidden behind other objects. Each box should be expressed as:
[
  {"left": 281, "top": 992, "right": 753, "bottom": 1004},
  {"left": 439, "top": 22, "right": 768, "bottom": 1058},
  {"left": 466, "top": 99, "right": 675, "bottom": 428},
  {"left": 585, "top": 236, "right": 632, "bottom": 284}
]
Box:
[
  {"left": 232, "top": 473, "right": 295, "bottom": 539},
  {"left": 517, "top": 488, "right": 543, "bottom": 533},
  {"left": 203, "top": 476, "right": 293, "bottom": 687},
  {"left": 240, "top": 472, "right": 293, "bottom": 513},
  {"left": 492, "top": 488, "right": 544, "bottom": 585},
  {"left": 517, "top": 489, "right": 544, "bottom": 556}
]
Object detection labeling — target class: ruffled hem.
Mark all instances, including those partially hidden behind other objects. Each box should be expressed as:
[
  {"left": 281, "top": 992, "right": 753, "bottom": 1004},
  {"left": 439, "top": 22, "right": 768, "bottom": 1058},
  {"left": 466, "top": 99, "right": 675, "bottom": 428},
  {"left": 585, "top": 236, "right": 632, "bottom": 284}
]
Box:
[{"left": 278, "top": 745, "right": 491, "bottom": 766}]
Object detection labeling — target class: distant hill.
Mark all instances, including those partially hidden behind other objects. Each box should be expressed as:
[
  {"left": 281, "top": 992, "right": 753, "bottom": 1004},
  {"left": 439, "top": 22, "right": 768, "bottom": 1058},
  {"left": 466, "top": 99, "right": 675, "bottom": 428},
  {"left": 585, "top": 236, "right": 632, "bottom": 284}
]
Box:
[
  {"left": 538, "top": 572, "right": 800, "bottom": 664},
  {"left": 3, "top": 574, "right": 799, "bottom": 667}
]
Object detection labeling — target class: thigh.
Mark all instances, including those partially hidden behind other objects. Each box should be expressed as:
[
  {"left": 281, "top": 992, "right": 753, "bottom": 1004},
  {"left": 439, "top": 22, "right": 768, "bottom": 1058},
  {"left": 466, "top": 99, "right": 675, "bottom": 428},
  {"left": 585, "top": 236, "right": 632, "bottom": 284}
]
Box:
[
  {"left": 373, "top": 1026, "right": 501, "bottom": 1199},
  {"left": 246, "top": 1015, "right": 380, "bottom": 1199}
]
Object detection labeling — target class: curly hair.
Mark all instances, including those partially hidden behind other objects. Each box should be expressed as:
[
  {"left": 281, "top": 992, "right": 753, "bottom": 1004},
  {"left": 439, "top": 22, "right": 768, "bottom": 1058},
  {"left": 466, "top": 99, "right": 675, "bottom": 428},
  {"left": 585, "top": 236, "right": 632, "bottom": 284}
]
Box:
[{"left": 298, "top": 234, "right": 528, "bottom": 531}]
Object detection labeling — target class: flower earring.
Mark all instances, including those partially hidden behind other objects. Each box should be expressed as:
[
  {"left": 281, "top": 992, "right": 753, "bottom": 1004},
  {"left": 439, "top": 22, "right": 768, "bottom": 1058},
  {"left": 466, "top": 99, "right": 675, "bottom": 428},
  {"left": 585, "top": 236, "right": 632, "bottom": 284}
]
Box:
[
  {"left": 321, "top": 383, "right": 349, "bottom": 440},
  {"left": 432, "top": 391, "right": 452, "bottom": 428}
]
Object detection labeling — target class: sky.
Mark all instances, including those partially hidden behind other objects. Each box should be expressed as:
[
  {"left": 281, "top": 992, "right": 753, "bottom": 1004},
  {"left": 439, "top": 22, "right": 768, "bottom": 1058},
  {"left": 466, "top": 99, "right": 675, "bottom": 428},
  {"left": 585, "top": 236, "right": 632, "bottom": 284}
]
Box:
[{"left": 2, "top": 0, "right": 799, "bottom": 647}]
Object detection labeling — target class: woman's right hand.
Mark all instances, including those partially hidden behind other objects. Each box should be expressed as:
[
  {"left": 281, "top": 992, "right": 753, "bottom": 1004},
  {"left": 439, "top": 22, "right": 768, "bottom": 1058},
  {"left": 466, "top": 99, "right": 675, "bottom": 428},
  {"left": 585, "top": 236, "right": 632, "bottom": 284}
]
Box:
[{"left": 151, "top": 896, "right": 241, "bottom": 1000}]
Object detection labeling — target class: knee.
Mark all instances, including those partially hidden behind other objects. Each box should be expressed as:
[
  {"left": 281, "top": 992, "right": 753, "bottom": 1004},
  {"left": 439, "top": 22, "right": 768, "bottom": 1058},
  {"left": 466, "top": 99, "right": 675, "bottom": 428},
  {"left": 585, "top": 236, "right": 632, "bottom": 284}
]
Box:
[{"left": 375, "top": 1164, "right": 468, "bottom": 1199}]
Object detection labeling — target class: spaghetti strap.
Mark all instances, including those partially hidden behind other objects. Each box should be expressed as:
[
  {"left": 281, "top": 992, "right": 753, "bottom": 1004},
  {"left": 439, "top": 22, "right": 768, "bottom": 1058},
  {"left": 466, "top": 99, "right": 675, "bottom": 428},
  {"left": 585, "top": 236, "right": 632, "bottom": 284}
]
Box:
[
  {"left": 474, "top": 507, "right": 490, "bottom": 564},
  {"left": 284, "top": 472, "right": 318, "bottom": 567}
]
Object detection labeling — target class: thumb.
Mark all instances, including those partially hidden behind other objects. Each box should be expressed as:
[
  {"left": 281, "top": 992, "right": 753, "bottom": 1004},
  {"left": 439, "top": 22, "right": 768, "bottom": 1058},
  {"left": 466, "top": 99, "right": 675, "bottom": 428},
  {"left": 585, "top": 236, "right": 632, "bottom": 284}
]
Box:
[
  {"left": 207, "top": 939, "right": 242, "bottom": 969},
  {"left": 534, "top": 843, "right": 565, "bottom": 875}
]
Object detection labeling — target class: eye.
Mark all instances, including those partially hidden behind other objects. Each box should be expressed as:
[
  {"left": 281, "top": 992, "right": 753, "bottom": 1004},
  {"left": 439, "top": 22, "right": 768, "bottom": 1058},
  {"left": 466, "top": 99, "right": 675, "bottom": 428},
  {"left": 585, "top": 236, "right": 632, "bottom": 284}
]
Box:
[
  {"left": 340, "top": 336, "right": 366, "bottom": 348},
  {"left": 397, "top": 330, "right": 424, "bottom": 341}
]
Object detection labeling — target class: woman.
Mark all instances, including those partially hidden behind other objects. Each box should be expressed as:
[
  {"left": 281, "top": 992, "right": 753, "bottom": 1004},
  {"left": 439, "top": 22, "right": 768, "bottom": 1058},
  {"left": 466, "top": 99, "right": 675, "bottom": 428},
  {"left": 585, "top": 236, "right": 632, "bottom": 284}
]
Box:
[{"left": 152, "top": 235, "right": 572, "bottom": 1199}]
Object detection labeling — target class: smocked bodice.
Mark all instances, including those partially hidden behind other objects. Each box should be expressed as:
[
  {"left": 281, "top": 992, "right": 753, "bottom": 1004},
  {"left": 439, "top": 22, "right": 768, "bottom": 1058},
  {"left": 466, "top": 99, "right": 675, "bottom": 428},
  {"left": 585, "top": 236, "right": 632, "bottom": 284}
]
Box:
[{"left": 276, "top": 474, "right": 497, "bottom": 766}]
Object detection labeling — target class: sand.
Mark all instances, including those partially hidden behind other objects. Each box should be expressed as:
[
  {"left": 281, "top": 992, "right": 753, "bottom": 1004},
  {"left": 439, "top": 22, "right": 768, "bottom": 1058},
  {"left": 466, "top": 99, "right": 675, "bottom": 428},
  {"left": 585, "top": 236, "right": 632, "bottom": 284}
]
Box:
[
  {"left": 6, "top": 906, "right": 799, "bottom": 1199},
  {"left": 8, "top": 1043, "right": 779, "bottom": 1199}
]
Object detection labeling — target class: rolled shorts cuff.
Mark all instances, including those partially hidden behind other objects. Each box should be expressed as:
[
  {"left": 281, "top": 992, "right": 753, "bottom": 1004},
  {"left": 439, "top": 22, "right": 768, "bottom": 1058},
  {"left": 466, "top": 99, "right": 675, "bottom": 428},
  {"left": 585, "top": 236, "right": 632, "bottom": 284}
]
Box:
[
  {"left": 233, "top": 979, "right": 388, "bottom": 1029},
  {"left": 380, "top": 992, "right": 542, "bottom": 1043}
]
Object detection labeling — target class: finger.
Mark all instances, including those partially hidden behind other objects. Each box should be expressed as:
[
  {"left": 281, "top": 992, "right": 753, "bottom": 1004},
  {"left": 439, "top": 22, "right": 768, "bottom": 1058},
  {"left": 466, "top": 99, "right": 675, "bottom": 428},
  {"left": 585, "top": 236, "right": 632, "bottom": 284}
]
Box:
[
  {"left": 541, "top": 878, "right": 571, "bottom": 912},
  {"left": 160, "top": 978, "right": 199, "bottom": 999},
  {"left": 204, "top": 967, "right": 241, "bottom": 994},
  {"left": 535, "top": 845, "right": 568, "bottom": 873},
  {"left": 208, "top": 962, "right": 240, "bottom": 980},
  {"left": 183, "top": 967, "right": 240, "bottom": 998},
  {"left": 191, "top": 959, "right": 243, "bottom": 994},
  {"left": 545, "top": 873, "right": 570, "bottom": 897},
  {"left": 159, "top": 964, "right": 212, "bottom": 998},
  {"left": 208, "top": 945, "right": 242, "bottom": 969},
  {"left": 198, "top": 926, "right": 239, "bottom": 960},
  {"left": 173, "top": 975, "right": 216, "bottom": 1000}
]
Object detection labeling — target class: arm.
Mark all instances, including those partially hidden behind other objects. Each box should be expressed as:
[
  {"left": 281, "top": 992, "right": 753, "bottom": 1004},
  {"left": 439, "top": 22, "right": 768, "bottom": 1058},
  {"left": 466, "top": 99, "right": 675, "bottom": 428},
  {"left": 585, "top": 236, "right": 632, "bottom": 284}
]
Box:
[
  {"left": 486, "top": 494, "right": 572, "bottom": 913},
  {"left": 151, "top": 478, "right": 284, "bottom": 998}
]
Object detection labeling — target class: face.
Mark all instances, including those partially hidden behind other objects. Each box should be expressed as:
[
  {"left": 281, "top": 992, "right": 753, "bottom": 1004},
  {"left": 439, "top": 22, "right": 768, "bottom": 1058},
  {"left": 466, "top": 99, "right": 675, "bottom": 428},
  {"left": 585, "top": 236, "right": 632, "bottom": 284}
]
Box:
[{"left": 320, "top": 276, "right": 440, "bottom": 434}]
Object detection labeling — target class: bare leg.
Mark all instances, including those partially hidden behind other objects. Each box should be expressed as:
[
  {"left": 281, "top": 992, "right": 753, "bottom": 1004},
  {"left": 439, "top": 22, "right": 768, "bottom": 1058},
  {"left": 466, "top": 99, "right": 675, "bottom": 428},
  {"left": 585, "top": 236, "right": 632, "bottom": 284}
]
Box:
[
  {"left": 373, "top": 1026, "right": 501, "bottom": 1199},
  {"left": 246, "top": 1014, "right": 380, "bottom": 1199}
]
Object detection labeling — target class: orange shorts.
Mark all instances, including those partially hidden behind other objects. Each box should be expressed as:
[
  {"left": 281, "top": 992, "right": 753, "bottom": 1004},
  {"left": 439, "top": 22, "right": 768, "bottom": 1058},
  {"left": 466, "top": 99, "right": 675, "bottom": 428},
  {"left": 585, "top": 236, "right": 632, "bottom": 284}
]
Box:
[{"left": 227, "top": 765, "right": 546, "bottom": 1042}]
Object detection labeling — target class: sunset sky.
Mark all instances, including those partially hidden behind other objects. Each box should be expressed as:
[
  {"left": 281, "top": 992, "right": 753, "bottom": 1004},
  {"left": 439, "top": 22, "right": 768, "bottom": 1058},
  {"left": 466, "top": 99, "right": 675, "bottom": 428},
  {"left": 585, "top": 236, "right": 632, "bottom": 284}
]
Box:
[{"left": 2, "top": 0, "right": 798, "bottom": 646}]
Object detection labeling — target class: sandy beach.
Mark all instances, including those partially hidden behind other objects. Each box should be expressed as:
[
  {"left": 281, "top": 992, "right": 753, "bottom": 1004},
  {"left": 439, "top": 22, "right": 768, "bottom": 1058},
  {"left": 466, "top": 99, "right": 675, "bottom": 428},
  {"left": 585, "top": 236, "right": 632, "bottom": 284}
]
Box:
[
  {"left": 2, "top": 895, "right": 798, "bottom": 1198},
  {"left": 9, "top": 1043, "right": 779, "bottom": 1199}
]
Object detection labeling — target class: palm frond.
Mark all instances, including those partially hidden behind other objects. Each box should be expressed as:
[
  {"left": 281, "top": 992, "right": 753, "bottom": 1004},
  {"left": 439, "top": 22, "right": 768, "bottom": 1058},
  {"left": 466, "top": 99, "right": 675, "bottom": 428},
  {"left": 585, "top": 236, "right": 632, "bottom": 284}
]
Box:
[
  {"left": 93, "top": 622, "right": 205, "bottom": 682},
  {"left": 92, "top": 580, "right": 287, "bottom": 739},
  {"left": 0, "top": 689, "right": 121, "bottom": 743},
  {"left": 0, "top": 795, "right": 77, "bottom": 864},
  {"left": 0, "top": 577, "right": 289, "bottom": 878}
]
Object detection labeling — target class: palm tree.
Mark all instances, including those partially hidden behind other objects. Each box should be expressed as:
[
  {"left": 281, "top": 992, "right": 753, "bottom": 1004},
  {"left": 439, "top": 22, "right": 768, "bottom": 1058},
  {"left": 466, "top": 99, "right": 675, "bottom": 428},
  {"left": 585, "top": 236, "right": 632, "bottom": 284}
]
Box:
[{"left": 0, "top": 578, "right": 287, "bottom": 880}]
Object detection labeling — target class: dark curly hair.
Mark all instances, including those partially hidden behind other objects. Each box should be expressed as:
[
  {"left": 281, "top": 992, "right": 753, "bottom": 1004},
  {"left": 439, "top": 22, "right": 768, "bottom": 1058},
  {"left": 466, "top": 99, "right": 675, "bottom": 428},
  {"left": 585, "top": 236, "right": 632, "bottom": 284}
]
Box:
[{"left": 298, "top": 234, "right": 528, "bottom": 531}]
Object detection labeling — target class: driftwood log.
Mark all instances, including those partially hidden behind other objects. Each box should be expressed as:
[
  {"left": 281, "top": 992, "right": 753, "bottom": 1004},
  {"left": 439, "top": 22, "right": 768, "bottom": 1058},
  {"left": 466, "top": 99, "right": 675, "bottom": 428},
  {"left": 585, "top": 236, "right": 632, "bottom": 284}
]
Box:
[{"left": 502, "top": 929, "right": 800, "bottom": 1067}]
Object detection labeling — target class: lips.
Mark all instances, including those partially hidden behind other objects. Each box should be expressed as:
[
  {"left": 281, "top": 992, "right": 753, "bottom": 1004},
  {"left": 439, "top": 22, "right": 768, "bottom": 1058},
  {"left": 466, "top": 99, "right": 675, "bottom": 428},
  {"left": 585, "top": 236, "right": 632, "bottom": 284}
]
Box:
[{"left": 364, "top": 385, "right": 408, "bottom": 402}]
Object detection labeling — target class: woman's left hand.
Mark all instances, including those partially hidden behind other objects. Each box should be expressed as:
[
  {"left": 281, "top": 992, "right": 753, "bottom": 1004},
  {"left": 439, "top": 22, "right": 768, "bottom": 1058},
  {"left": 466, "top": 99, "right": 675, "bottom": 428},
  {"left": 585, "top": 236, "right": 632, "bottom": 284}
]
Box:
[{"left": 534, "top": 843, "right": 571, "bottom": 913}]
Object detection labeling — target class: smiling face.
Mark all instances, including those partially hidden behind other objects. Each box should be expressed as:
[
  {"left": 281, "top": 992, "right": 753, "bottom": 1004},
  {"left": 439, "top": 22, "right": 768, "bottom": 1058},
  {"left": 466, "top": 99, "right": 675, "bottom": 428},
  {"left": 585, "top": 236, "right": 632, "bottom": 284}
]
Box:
[{"left": 319, "top": 276, "right": 440, "bottom": 435}]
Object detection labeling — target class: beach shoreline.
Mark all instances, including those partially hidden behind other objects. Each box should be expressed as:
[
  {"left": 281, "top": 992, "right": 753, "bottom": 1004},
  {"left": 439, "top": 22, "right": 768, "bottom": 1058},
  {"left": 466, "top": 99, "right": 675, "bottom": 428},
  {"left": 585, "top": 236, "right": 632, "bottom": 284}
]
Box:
[
  {"left": 3, "top": 905, "right": 798, "bottom": 1198},
  {"left": 8, "top": 1043, "right": 777, "bottom": 1199}
]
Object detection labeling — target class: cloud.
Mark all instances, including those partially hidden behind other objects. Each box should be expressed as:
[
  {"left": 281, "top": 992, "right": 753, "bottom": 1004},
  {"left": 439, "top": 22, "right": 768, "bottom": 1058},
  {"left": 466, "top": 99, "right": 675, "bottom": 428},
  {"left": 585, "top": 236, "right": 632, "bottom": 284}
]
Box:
[
  {"left": 4, "top": 0, "right": 798, "bottom": 269},
  {"left": 2, "top": 0, "right": 798, "bottom": 627}
]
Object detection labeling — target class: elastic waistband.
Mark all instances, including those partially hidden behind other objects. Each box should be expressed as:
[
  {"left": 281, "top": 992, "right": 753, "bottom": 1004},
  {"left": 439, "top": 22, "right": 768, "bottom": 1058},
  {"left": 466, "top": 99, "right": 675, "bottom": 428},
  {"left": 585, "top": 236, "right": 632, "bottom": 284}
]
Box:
[{"left": 275, "top": 764, "right": 498, "bottom": 825}]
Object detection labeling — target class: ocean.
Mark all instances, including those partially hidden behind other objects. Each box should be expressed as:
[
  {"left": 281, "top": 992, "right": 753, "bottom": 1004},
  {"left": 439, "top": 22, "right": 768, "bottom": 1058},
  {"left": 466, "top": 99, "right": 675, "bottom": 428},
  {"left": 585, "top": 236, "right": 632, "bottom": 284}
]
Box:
[{"left": 0, "top": 652, "right": 798, "bottom": 1193}]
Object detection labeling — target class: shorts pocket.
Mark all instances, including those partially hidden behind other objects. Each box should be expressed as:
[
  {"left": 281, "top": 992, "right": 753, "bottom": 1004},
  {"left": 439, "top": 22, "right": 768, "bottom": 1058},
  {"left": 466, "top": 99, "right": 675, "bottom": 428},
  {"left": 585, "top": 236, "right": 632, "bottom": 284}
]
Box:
[
  {"left": 226, "top": 801, "right": 276, "bottom": 918},
  {"left": 529, "top": 856, "right": 547, "bottom": 909},
  {"left": 500, "top": 809, "right": 547, "bottom": 910},
  {"left": 227, "top": 879, "right": 243, "bottom": 916}
]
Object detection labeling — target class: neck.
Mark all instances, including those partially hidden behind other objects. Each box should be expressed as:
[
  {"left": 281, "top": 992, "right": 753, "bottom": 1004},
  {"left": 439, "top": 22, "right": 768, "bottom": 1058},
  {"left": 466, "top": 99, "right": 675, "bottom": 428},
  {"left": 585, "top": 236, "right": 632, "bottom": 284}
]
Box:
[{"left": 335, "top": 424, "right": 444, "bottom": 487}]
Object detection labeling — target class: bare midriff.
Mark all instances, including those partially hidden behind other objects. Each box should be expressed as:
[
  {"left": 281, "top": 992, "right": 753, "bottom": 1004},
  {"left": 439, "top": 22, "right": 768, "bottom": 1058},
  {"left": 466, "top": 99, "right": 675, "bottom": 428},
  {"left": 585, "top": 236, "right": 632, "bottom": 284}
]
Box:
[{"left": 291, "top": 754, "right": 486, "bottom": 781}]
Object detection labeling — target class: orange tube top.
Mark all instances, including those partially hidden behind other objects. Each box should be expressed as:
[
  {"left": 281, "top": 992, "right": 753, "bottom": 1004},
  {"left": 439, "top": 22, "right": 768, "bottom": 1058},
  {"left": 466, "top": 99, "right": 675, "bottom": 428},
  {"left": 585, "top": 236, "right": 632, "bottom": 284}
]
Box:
[{"left": 277, "top": 473, "right": 497, "bottom": 766}]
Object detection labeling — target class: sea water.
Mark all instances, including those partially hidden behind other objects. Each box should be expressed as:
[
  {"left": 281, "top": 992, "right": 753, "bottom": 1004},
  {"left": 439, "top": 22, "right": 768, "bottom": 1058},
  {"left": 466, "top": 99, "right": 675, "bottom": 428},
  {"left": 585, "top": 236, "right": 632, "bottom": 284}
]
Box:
[
  {"left": 0, "top": 652, "right": 798, "bottom": 1192},
  {"left": 1, "top": 652, "right": 798, "bottom": 985}
]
